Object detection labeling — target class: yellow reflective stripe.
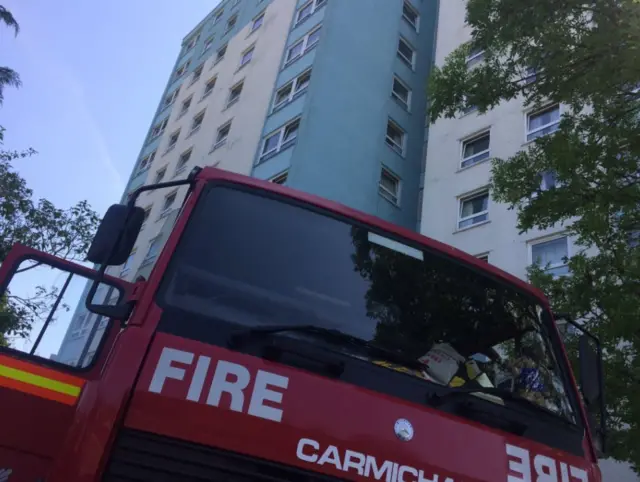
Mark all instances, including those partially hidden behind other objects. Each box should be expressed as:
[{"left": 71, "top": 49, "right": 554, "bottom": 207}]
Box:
[{"left": 0, "top": 364, "right": 81, "bottom": 397}]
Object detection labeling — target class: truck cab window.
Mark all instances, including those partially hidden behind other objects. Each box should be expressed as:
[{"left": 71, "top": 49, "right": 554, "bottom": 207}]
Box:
[{"left": 0, "top": 257, "right": 122, "bottom": 368}]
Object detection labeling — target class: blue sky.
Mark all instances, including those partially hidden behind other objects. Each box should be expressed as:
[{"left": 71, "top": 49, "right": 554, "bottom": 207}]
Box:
[
  {"left": 2, "top": 0, "right": 219, "bottom": 215},
  {"left": 1, "top": 0, "right": 219, "bottom": 355}
]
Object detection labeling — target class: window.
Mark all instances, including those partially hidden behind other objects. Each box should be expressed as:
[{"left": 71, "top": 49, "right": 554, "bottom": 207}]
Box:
[
  {"left": 524, "top": 66, "right": 537, "bottom": 84},
  {"left": 397, "top": 37, "right": 415, "bottom": 68},
  {"left": 151, "top": 118, "right": 168, "bottom": 139},
  {"left": 191, "top": 64, "right": 204, "bottom": 84},
  {"left": 185, "top": 34, "right": 199, "bottom": 51},
  {"left": 180, "top": 95, "right": 192, "bottom": 116},
  {"left": 466, "top": 45, "right": 485, "bottom": 68},
  {"left": 227, "top": 81, "right": 244, "bottom": 107},
  {"left": 203, "top": 36, "right": 215, "bottom": 52},
  {"left": 216, "top": 44, "right": 227, "bottom": 63},
  {"left": 402, "top": 1, "right": 419, "bottom": 31},
  {"left": 251, "top": 13, "right": 264, "bottom": 31},
  {"left": 203, "top": 77, "right": 216, "bottom": 98},
  {"left": 391, "top": 76, "right": 411, "bottom": 109},
  {"left": 527, "top": 105, "right": 560, "bottom": 141},
  {"left": 462, "top": 97, "right": 478, "bottom": 115},
  {"left": 295, "top": 0, "right": 326, "bottom": 24},
  {"left": 476, "top": 254, "right": 490, "bottom": 262},
  {"left": 175, "top": 60, "right": 190, "bottom": 78},
  {"left": 160, "top": 191, "right": 177, "bottom": 217},
  {"left": 190, "top": 110, "right": 205, "bottom": 134},
  {"left": 213, "top": 9, "right": 224, "bottom": 24},
  {"left": 273, "top": 69, "right": 311, "bottom": 109},
  {"left": 269, "top": 171, "right": 288, "bottom": 184},
  {"left": 240, "top": 46, "right": 254, "bottom": 67},
  {"left": 167, "top": 130, "right": 180, "bottom": 151},
  {"left": 531, "top": 236, "right": 569, "bottom": 277},
  {"left": 141, "top": 206, "right": 152, "bottom": 226},
  {"left": 385, "top": 120, "right": 406, "bottom": 155},
  {"left": 259, "top": 118, "right": 300, "bottom": 160},
  {"left": 163, "top": 88, "right": 180, "bottom": 109},
  {"left": 144, "top": 237, "right": 162, "bottom": 263},
  {"left": 458, "top": 191, "right": 489, "bottom": 229},
  {"left": 138, "top": 151, "right": 155, "bottom": 172},
  {"left": 213, "top": 121, "right": 231, "bottom": 149},
  {"left": 175, "top": 149, "right": 192, "bottom": 175},
  {"left": 540, "top": 170, "right": 558, "bottom": 191},
  {"left": 285, "top": 27, "right": 321, "bottom": 64},
  {"left": 461, "top": 131, "right": 490, "bottom": 168},
  {"left": 226, "top": 14, "right": 237, "bottom": 32},
  {"left": 379, "top": 168, "right": 401, "bottom": 205},
  {"left": 155, "top": 166, "right": 167, "bottom": 183}
]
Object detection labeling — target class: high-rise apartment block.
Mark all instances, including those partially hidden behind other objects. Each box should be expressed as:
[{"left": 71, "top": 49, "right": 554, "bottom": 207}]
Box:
[{"left": 56, "top": 0, "right": 438, "bottom": 364}]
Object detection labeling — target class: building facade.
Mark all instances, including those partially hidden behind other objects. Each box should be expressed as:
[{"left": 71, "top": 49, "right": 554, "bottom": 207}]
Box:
[
  {"left": 55, "top": 0, "right": 439, "bottom": 365},
  {"left": 419, "top": 1, "right": 636, "bottom": 480}
]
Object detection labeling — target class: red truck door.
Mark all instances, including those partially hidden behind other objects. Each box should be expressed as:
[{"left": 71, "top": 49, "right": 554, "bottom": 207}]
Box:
[{"left": 0, "top": 244, "right": 132, "bottom": 482}]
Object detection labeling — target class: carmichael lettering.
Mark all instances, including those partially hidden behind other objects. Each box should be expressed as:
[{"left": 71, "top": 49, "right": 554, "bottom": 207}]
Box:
[
  {"left": 148, "top": 346, "right": 289, "bottom": 422},
  {"left": 296, "top": 438, "right": 455, "bottom": 482}
]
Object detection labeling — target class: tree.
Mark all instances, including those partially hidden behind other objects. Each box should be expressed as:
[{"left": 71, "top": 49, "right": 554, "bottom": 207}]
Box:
[
  {"left": 0, "top": 6, "right": 101, "bottom": 346},
  {"left": 426, "top": 0, "right": 640, "bottom": 470}
]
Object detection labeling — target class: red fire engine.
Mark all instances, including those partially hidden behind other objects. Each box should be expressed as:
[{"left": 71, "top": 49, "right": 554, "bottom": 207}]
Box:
[{"left": 0, "top": 167, "right": 605, "bottom": 481}]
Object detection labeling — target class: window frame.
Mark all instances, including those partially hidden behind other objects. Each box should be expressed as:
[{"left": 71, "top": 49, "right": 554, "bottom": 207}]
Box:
[
  {"left": 269, "top": 170, "right": 289, "bottom": 184},
  {"left": 179, "top": 95, "right": 193, "bottom": 118},
  {"left": 227, "top": 80, "right": 244, "bottom": 107},
  {"left": 154, "top": 166, "right": 167, "bottom": 183},
  {"left": 138, "top": 150, "right": 155, "bottom": 172},
  {"left": 251, "top": 12, "right": 265, "bottom": 32},
  {"left": 285, "top": 26, "right": 321, "bottom": 65},
  {"left": 175, "top": 60, "right": 191, "bottom": 79},
  {"left": 216, "top": 44, "right": 228, "bottom": 64},
  {"left": 163, "top": 88, "right": 180, "bottom": 109},
  {"left": 213, "top": 121, "right": 232, "bottom": 150},
  {"left": 175, "top": 148, "right": 192, "bottom": 176},
  {"left": 273, "top": 68, "right": 312, "bottom": 111},
  {"left": 190, "top": 64, "right": 204, "bottom": 85},
  {"left": 391, "top": 75, "right": 412, "bottom": 110},
  {"left": 143, "top": 236, "right": 162, "bottom": 264},
  {"left": 159, "top": 190, "right": 178, "bottom": 219},
  {"left": 385, "top": 119, "right": 406, "bottom": 156},
  {"left": 379, "top": 167, "right": 401, "bottom": 205},
  {"left": 240, "top": 45, "right": 255, "bottom": 68},
  {"left": 458, "top": 189, "right": 490, "bottom": 230},
  {"left": 295, "top": 0, "right": 327, "bottom": 25},
  {"left": 202, "top": 77, "right": 216, "bottom": 99},
  {"left": 259, "top": 117, "right": 301, "bottom": 161},
  {"left": 460, "top": 130, "right": 491, "bottom": 169},
  {"left": 226, "top": 14, "right": 238, "bottom": 33},
  {"left": 151, "top": 118, "right": 168, "bottom": 139},
  {"left": 526, "top": 104, "right": 561, "bottom": 142},
  {"left": 166, "top": 129, "right": 181, "bottom": 151},
  {"left": 529, "top": 234, "right": 570, "bottom": 277},
  {"left": 466, "top": 45, "right": 485, "bottom": 68},
  {"left": 190, "top": 110, "right": 206, "bottom": 135},
  {"left": 402, "top": 1, "right": 420, "bottom": 31},
  {"left": 397, "top": 37, "right": 415, "bottom": 69},
  {"left": 203, "top": 35, "right": 215, "bottom": 52}
]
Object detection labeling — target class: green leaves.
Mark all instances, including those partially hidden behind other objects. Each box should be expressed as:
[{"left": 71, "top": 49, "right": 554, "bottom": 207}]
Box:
[{"left": 427, "top": 0, "right": 640, "bottom": 470}]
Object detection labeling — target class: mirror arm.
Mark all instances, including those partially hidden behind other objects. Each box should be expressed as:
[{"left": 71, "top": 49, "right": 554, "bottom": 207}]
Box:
[
  {"left": 553, "top": 311, "right": 607, "bottom": 454},
  {"left": 84, "top": 175, "right": 198, "bottom": 318}
]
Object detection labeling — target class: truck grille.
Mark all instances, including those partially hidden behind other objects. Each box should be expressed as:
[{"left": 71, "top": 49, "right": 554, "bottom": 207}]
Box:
[{"left": 103, "top": 429, "right": 341, "bottom": 482}]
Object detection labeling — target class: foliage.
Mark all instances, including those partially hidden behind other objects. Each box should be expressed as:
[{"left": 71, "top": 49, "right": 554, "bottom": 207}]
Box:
[
  {"left": 0, "top": 5, "right": 100, "bottom": 346},
  {"left": 426, "top": 0, "right": 640, "bottom": 469}
]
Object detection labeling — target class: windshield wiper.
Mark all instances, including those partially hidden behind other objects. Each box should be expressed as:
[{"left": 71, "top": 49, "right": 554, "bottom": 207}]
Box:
[
  {"left": 427, "top": 386, "right": 572, "bottom": 425},
  {"left": 229, "top": 324, "right": 425, "bottom": 372}
]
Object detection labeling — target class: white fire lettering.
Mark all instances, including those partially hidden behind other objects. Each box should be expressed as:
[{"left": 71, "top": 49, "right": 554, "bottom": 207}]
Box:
[
  {"left": 506, "top": 443, "right": 589, "bottom": 482},
  {"left": 148, "top": 347, "right": 289, "bottom": 422},
  {"left": 296, "top": 438, "right": 454, "bottom": 482}
]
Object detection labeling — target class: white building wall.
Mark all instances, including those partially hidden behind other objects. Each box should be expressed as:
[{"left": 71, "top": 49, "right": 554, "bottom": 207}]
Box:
[
  {"left": 421, "top": 1, "right": 638, "bottom": 481},
  {"left": 421, "top": 0, "right": 578, "bottom": 279},
  {"left": 55, "top": 0, "right": 297, "bottom": 364}
]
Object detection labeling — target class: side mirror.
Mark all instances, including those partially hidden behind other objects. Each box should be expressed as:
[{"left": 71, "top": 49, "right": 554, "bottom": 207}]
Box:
[
  {"left": 87, "top": 204, "right": 145, "bottom": 265},
  {"left": 578, "top": 334, "right": 602, "bottom": 406}
]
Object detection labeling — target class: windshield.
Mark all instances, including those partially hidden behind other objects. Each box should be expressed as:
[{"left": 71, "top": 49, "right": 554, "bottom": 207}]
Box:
[{"left": 157, "top": 185, "right": 576, "bottom": 423}]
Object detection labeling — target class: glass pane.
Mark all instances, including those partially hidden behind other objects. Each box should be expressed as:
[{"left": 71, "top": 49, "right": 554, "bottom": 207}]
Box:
[
  {"left": 463, "top": 135, "right": 489, "bottom": 158},
  {"left": 1, "top": 259, "right": 121, "bottom": 367},
  {"left": 287, "top": 42, "right": 303, "bottom": 61},
  {"left": 532, "top": 237, "right": 567, "bottom": 267},
  {"left": 461, "top": 194, "right": 487, "bottom": 217},
  {"left": 263, "top": 133, "right": 280, "bottom": 154},
  {"left": 157, "top": 187, "right": 577, "bottom": 423},
  {"left": 307, "top": 29, "right": 321, "bottom": 47}
]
